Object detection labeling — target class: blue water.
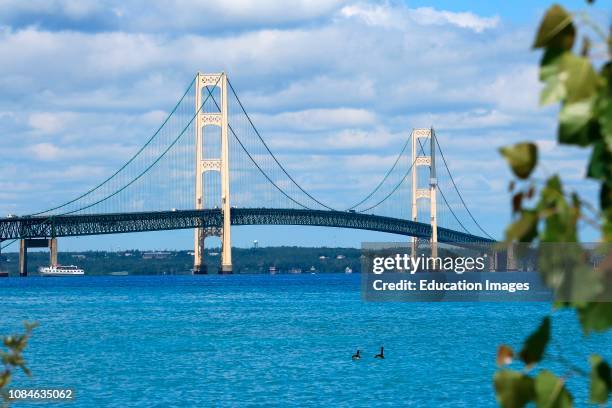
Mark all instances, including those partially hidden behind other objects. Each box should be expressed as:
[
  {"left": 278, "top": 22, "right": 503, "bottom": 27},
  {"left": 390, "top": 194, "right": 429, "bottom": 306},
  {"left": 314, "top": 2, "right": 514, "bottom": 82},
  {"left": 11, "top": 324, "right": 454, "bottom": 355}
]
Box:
[{"left": 1, "top": 274, "right": 610, "bottom": 407}]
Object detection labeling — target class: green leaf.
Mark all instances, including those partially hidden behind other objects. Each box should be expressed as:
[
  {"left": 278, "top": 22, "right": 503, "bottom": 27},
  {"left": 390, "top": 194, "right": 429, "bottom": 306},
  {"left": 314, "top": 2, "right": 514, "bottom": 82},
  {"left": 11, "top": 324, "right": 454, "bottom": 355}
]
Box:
[
  {"left": 537, "top": 244, "right": 600, "bottom": 301},
  {"left": 506, "top": 210, "right": 539, "bottom": 242},
  {"left": 561, "top": 54, "right": 600, "bottom": 104},
  {"left": 519, "top": 316, "right": 550, "bottom": 366},
  {"left": 494, "top": 370, "right": 535, "bottom": 408},
  {"left": 577, "top": 302, "right": 612, "bottom": 333},
  {"left": 537, "top": 175, "right": 580, "bottom": 242},
  {"left": 558, "top": 97, "right": 598, "bottom": 146},
  {"left": 500, "top": 143, "right": 538, "bottom": 179},
  {"left": 540, "top": 49, "right": 568, "bottom": 105},
  {"left": 597, "top": 63, "right": 612, "bottom": 148},
  {"left": 587, "top": 141, "right": 612, "bottom": 181},
  {"left": 533, "top": 5, "right": 575, "bottom": 50},
  {"left": 602, "top": 184, "right": 612, "bottom": 222},
  {"left": 590, "top": 354, "right": 612, "bottom": 404},
  {"left": 535, "top": 370, "right": 573, "bottom": 408},
  {"left": 599, "top": 100, "right": 612, "bottom": 150}
]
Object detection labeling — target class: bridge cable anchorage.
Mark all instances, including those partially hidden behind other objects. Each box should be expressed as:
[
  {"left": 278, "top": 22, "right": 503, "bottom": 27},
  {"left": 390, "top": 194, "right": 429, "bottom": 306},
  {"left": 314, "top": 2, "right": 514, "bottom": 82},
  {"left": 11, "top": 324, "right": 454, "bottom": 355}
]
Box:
[
  {"left": 29, "top": 74, "right": 198, "bottom": 217},
  {"left": 202, "top": 85, "right": 316, "bottom": 210},
  {"left": 226, "top": 78, "right": 336, "bottom": 211},
  {"left": 0, "top": 76, "right": 220, "bottom": 252},
  {"left": 434, "top": 135, "right": 495, "bottom": 240},
  {"left": 414, "top": 137, "right": 472, "bottom": 234},
  {"left": 345, "top": 136, "right": 411, "bottom": 210}
]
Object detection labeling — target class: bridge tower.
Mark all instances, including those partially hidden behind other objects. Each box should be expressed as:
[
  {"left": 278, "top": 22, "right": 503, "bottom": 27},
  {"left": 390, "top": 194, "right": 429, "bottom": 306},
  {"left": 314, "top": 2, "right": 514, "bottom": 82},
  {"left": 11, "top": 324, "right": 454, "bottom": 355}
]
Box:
[
  {"left": 411, "top": 128, "right": 438, "bottom": 258},
  {"left": 193, "top": 72, "right": 233, "bottom": 274}
]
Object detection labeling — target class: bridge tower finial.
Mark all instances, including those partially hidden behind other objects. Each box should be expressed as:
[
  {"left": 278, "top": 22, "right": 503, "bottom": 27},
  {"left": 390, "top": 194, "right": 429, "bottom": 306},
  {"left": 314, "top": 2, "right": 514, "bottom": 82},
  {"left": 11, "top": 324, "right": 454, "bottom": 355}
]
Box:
[
  {"left": 411, "top": 127, "right": 438, "bottom": 258},
  {"left": 193, "top": 72, "right": 233, "bottom": 274}
]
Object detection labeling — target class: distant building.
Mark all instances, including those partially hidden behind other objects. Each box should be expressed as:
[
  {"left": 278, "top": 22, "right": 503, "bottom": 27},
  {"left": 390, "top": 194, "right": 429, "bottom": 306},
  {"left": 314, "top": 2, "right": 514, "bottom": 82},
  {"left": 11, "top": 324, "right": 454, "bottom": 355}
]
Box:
[
  {"left": 336, "top": 255, "right": 345, "bottom": 260},
  {"left": 319, "top": 256, "right": 327, "bottom": 260},
  {"left": 142, "top": 251, "right": 171, "bottom": 259},
  {"left": 72, "top": 254, "right": 86, "bottom": 259},
  {"left": 253, "top": 240, "right": 259, "bottom": 248}
]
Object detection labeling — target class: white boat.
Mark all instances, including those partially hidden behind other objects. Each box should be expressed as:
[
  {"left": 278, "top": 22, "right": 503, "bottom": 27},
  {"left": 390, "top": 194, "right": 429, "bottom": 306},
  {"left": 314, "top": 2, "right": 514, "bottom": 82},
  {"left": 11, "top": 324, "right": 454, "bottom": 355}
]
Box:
[
  {"left": 39, "top": 264, "right": 85, "bottom": 277},
  {"left": 345, "top": 266, "right": 353, "bottom": 274}
]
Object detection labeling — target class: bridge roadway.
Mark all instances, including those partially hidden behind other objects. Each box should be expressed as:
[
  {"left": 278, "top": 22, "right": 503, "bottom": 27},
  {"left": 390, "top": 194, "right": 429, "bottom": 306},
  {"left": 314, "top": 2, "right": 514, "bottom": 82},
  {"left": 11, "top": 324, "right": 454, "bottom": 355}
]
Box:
[{"left": 0, "top": 208, "right": 494, "bottom": 244}]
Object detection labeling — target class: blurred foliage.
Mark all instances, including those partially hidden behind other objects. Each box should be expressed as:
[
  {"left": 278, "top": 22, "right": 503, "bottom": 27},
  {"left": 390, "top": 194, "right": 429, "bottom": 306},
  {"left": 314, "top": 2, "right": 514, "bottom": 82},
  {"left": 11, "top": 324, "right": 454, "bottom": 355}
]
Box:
[
  {"left": 0, "top": 322, "right": 36, "bottom": 407},
  {"left": 495, "top": 1, "right": 612, "bottom": 406}
]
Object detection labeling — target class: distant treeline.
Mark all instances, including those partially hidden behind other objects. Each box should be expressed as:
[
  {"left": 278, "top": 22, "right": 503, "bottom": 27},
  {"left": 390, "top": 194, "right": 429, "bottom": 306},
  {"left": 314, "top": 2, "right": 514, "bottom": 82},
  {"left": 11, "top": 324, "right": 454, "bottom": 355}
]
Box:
[{"left": 0, "top": 247, "right": 361, "bottom": 276}]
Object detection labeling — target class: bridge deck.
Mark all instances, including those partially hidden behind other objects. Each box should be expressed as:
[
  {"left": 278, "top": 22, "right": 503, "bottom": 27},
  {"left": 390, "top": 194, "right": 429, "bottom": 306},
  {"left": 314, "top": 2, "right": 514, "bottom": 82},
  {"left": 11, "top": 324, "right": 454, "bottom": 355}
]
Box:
[{"left": 0, "top": 208, "right": 494, "bottom": 244}]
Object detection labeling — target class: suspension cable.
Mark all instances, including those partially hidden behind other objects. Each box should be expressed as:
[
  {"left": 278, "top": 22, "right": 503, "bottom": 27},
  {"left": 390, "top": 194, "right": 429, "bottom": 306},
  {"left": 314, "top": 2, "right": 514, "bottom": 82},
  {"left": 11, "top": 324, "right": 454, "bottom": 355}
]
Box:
[
  {"left": 58, "top": 76, "right": 220, "bottom": 215},
  {"left": 30, "top": 75, "right": 198, "bottom": 216},
  {"left": 437, "top": 185, "right": 470, "bottom": 233},
  {"left": 356, "top": 158, "right": 415, "bottom": 213},
  {"left": 228, "top": 125, "right": 313, "bottom": 210},
  {"left": 434, "top": 134, "right": 494, "bottom": 240},
  {"left": 1, "top": 75, "right": 213, "bottom": 251},
  {"left": 227, "top": 78, "right": 336, "bottom": 211},
  {"left": 203, "top": 85, "right": 314, "bottom": 210},
  {"left": 345, "top": 136, "right": 411, "bottom": 210},
  {"left": 415, "top": 137, "right": 472, "bottom": 234},
  {"left": 355, "top": 136, "right": 431, "bottom": 213}
]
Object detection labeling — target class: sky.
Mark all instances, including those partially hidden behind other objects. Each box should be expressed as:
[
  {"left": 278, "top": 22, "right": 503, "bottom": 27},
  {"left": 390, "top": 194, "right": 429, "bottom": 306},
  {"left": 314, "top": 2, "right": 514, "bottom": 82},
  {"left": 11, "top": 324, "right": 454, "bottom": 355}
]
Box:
[{"left": 0, "top": 0, "right": 609, "bottom": 251}]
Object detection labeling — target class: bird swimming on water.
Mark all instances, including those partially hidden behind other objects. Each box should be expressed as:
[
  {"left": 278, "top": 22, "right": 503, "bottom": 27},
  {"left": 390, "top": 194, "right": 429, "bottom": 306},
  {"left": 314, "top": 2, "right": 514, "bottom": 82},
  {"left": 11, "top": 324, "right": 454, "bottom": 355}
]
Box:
[
  {"left": 374, "top": 346, "right": 384, "bottom": 359},
  {"left": 352, "top": 350, "right": 361, "bottom": 360}
]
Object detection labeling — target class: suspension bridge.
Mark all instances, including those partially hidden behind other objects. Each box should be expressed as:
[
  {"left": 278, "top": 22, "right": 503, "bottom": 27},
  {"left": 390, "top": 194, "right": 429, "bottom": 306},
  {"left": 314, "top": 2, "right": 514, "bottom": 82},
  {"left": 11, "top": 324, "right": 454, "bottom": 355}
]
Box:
[{"left": 0, "top": 72, "right": 495, "bottom": 275}]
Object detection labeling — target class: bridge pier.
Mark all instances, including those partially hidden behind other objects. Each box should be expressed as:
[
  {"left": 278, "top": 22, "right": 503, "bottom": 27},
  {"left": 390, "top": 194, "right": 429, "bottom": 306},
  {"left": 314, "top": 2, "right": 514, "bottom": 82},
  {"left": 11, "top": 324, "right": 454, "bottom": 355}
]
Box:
[
  {"left": 193, "top": 227, "right": 207, "bottom": 274},
  {"left": 193, "top": 72, "right": 233, "bottom": 274},
  {"left": 506, "top": 244, "right": 517, "bottom": 271},
  {"left": 0, "top": 241, "right": 6, "bottom": 277},
  {"left": 19, "top": 238, "right": 57, "bottom": 277},
  {"left": 411, "top": 128, "right": 438, "bottom": 258},
  {"left": 19, "top": 239, "right": 26, "bottom": 276}
]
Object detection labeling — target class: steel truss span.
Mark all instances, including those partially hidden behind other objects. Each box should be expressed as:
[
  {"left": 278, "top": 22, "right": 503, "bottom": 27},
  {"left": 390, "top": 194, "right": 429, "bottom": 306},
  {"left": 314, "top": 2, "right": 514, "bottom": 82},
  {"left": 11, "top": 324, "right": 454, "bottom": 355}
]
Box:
[{"left": 0, "top": 209, "right": 494, "bottom": 244}]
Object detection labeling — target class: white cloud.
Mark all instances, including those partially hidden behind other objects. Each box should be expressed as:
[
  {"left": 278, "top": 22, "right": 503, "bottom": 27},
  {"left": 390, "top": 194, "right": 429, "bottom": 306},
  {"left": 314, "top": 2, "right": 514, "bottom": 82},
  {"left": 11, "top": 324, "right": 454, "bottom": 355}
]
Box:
[
  {"left": 0, "top": 0, "right": 581, "bottom": 241},
  {"left": 26, "top": 142, "right": 134, "bottom": 161},
  {"left": 340, "top": 3, "right": 499, "bottom": 33},
  {"left": 28, "top": 112, "right": 74, "bottom": 134},
  {"left": 27, "top": 142, "right": 61, "bottom": 160},
  {"left": 408, "top": 7, "right": 500, "bottom": 33},
  {"left": 254, "top": 108, "right": 376, "bottom": 132}
]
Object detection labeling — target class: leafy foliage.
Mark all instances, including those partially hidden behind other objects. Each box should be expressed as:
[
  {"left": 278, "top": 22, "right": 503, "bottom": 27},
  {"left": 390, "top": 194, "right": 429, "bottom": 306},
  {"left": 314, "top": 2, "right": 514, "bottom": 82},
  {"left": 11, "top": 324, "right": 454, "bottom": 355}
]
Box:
[
  {"left": 500, "top": 143, "right": 538, "bottom": 179},
  {"left": 534, "top": 370, "right": 573, "bottom": 407},
  {"left": 494, "top": 1, "right": 612, "bottom": 406},
  {"left": 0, "top": 322, "right": 36, "bottom": 407},
  {"left": 518, "top": 317, "right": 550, "bottom": 366},
  {"left": 589, "top": 354, "right": 612, "bottom": 404},
  {"left": 494, "top": 370, "right": 535, "bottom": 408}
]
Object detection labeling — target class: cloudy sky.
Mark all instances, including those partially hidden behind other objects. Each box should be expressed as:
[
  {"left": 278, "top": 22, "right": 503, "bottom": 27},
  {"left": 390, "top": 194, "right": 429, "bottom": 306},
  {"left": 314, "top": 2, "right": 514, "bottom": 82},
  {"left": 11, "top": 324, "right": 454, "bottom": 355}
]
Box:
[{"left": 0, "top": 0, "right": 606, "bottom": 251}]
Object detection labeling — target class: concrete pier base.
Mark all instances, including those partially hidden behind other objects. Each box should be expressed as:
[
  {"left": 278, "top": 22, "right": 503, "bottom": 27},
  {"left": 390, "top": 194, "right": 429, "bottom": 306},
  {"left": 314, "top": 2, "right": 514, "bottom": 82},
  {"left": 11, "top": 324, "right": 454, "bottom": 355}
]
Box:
[
  {"left": 19, "top": 238, "right": 58, "bottom": 277},
  {"left": 193, "top": 264, "right": 208, "bottom": 275}
]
